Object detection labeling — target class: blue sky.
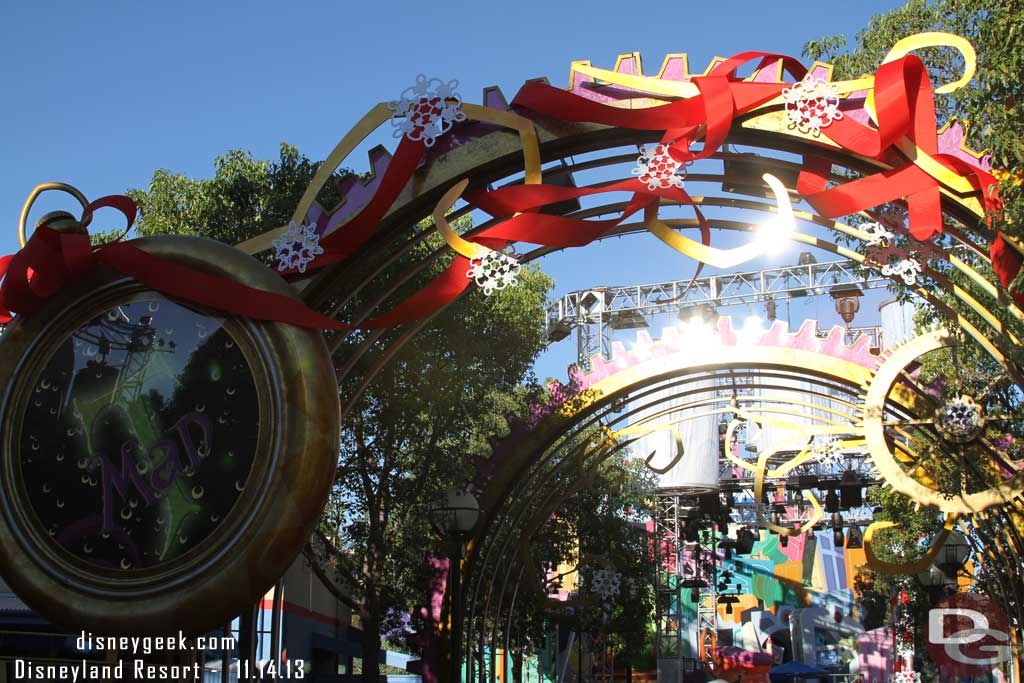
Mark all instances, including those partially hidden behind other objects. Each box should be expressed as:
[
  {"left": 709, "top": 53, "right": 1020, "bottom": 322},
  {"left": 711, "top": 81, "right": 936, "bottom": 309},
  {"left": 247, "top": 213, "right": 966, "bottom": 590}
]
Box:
[{"left": 0, "top": 0, "right": 908, "bottom": 380}]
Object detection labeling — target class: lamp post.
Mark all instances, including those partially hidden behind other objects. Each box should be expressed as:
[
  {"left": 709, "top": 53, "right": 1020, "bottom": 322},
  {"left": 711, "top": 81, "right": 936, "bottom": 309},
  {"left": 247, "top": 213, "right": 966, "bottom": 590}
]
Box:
[
  {"left": 916, "top": 531, "right": 972, "bottom": 599},
  {"left": 916, "top": 564, "right": 949, "bottom": 598},
  {"left": 430, "top": 487, "right": 481, "bottom": 683}
]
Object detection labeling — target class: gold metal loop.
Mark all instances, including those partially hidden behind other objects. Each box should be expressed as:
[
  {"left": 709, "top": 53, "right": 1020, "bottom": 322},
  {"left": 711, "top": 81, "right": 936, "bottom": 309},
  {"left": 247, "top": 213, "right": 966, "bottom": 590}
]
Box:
[
  {"left": 881, "top": 32, "right": 977, "bottom": 95},
  {"left": 17, "top": 182, "right": 91, "bottom": 248}
]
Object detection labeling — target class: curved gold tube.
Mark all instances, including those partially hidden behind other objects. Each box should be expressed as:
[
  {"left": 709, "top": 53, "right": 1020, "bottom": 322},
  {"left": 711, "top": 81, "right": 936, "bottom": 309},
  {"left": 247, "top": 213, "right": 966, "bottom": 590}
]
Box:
[{"left": 18, "top": 182, "right": 90, "bottom": 247}]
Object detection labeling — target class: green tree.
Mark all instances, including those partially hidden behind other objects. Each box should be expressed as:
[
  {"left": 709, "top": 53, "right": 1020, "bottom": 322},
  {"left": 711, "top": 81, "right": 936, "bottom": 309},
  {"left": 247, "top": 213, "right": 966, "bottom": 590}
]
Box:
[
  {"left": 128, "top": 143, "right": 333, "bottom": 244},
  {"left": 501, "top": 439, "right": 659, "bottom": 674},
  {"left": 803, "top": 0, "right": 1024, "bottom": 242},
  {"left": 316, "top": 247, "right": 553, "bottom": 680},
  {"left": 575, "top": 457, "right": 658, "bottom": 668},
  {"left": 803, "top": 0, "right": 1024, "bottom": 645},
  {"left": 127, "top": 144, "right": 556, "bottom": 682}
]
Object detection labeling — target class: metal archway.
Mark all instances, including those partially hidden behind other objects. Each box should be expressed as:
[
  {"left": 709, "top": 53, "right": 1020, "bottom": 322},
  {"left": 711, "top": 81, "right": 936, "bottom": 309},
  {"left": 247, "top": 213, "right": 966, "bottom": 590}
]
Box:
[
  {"left": 458, "top": 320, "right": 885, "bottom": 677},
  {"left": 229, "top": 34, "right": 1024, "bottom": 678}
]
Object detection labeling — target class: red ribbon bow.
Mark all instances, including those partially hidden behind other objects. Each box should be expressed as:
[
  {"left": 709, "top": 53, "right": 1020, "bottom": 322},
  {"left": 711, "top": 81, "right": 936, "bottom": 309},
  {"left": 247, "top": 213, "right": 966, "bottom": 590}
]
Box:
[{"left": 0, "top": 195, "right": 350, "bottom": 330}]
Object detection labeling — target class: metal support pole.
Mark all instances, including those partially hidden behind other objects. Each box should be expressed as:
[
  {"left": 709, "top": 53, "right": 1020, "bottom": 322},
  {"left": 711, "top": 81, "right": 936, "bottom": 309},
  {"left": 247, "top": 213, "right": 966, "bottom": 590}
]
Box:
[
  {"left": 577, "top": 624, "right": 582, "bottom": 683},
  {"left": 451, "top": 544, "right": 464, "bottom": 683},
  {"left": 220, "top": 623, "right": 232, "bottom": 683},
  {"left": 238, "top": 602, "right": 259, "bottom": 674},
  {"left": 270, "top": 577, "right": 284, "bottom": 678}
]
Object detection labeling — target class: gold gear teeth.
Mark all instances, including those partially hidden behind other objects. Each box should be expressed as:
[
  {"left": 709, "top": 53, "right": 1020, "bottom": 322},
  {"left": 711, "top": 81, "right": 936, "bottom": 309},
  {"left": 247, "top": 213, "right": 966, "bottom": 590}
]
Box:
[
  {"left": 568, "top": 52, "right": 824, "bottom": 90},
  {"left": 859, "top": 330, "right": 1024, "bottom": 514}
]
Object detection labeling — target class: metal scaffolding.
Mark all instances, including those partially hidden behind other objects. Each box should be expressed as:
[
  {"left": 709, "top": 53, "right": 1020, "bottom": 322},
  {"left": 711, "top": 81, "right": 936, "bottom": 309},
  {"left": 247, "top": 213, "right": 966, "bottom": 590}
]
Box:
[
  {"left": 542, "top": 259, "right": 890, "bottom": 367},
  {"left": 653, "top": 493, "right": 687, "bottom": 679}
]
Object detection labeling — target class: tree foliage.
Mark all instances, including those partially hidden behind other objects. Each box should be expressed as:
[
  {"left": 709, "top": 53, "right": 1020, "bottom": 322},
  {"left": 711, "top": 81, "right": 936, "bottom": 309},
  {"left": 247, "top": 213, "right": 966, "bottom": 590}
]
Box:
[
  {"left": 490, "top": 445, "right": 659, "bottom": 669},
  {"left": 318, "top": 241, "right": 554, "bottom": 667},
  {"left": 128, "top": 143, "right": 340, "bottom": 245},
  {"left": 127, "top": 143, "right": 556, "bottom": 680},
  {"left": 804, "top": 0, "right": 1024, "bottom": 644},
  {"left": 803, "top": 0, "right": 1024, "bottom": 242}
]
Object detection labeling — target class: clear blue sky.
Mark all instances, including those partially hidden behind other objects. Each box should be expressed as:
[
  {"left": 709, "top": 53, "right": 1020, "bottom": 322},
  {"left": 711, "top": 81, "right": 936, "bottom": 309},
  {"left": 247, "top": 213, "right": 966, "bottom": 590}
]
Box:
[{"left": 0, "top": 0, "right": 908, "bottom": 380}]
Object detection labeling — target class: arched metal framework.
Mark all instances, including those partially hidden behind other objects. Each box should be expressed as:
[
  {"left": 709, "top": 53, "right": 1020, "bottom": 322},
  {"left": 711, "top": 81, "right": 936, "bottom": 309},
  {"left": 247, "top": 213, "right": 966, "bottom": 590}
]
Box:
[{"left": 235, "top": 48, "right": 1024, "bottom": 677}]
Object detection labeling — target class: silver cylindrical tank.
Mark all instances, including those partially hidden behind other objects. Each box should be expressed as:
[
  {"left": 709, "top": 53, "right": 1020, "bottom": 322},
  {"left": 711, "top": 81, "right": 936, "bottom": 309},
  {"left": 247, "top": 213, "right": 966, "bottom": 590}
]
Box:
[{"left": 631, "top": 375, "right": 720, "bottom": 492}]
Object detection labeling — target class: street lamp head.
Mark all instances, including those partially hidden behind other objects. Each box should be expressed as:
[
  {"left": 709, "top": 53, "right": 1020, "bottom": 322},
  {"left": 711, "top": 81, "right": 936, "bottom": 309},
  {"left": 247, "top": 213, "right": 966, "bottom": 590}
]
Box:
[
  {"left": 429, "top": 486, "right": 481, "bottom": 542},
  {"left": 917, "top": 564, "right": 947, "bottom": 589},
  {"left": 937, "top": 530, "right": 972, "bottom": 577}
]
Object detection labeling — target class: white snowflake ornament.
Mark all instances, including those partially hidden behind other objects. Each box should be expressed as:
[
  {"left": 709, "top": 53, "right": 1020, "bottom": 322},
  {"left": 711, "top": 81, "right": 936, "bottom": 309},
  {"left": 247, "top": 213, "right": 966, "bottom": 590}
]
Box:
[
  {"left": 782, "top": 75, "right": 844, "bottom": 136},
  {"left": 590, "top": 569, "right": 622, "bottom": 600},
  {"left": 813, "top": 435, "right": 845, "bottom": 468},
  {"left": 632, "top": 143, "right": 690, "bottom": 191},
  {"left": 861, "top": 221, "right": 895, "bottom": 247},
  {"left": 881, "top": 258, "right": 923, "bottom": 285},
  {"left": 467, "top": 250, "right": 521, "bottom": 295},
  {"left": 387, "top": 75, "right": 467, "bottom": 147},
  {"left": 273, "top": 221, "right": 323, "bottom": 273},
  {"left": 891, "top": 672, "right": 920, "bottom": 683},
  {"left": 894, "top": 640, "right": 915, "bottom": 658}
]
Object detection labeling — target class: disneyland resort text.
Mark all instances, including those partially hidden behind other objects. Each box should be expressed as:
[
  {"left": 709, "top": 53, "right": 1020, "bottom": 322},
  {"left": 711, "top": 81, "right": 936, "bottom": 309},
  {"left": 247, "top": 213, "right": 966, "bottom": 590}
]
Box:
[{"left": 14, "top": 660, "right": 201, "bottom": 681}]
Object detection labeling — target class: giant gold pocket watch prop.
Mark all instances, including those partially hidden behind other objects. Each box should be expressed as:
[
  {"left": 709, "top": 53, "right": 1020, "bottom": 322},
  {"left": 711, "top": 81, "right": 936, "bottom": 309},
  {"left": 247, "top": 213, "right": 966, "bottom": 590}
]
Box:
[{"left": 0, "top": 235, "right": 340, "bottom": 635}]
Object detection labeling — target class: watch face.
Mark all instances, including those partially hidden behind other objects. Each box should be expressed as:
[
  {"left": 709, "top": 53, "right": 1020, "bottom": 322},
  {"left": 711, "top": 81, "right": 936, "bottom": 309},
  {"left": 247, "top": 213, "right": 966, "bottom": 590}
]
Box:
[
  {"left": 0, "top": 236, "right": 339, "bottom": 635},
  {"left": 16, "top": 297, "right": 259, "bottom": 571}
]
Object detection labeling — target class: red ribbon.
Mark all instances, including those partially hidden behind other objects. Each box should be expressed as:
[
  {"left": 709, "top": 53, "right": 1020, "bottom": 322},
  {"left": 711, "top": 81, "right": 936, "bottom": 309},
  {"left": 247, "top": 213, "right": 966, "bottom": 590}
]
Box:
[
  {"left": 9, "top": 49, "right": 1012, "bottom": 332},
  {"left": 795, "top": 55, "right": 1000, "bottom": 241},
  {"left": 301, "top": 137, "right": 428, "bottom": 272},
  {"left": 0, "top": 196, "right": 351, "bottom": 330},
  {"left": 350, "top": 54, "right": 823, "bottom": 324}
]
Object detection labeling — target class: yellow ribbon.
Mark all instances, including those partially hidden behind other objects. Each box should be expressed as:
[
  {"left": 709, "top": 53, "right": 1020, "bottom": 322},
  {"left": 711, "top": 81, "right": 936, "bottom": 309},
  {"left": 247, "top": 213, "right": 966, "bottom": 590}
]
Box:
[
  {"left": 863, "top": 514, "right": 959, "bottom": 574},
  {"left": 606, "top": 423, "right": 686, "bottom": 475},
  {"left": 751, "top": 444, "right": 824, "bottom": 537},
  {"left": 860, "top": 33, "right": 979, "bottom": 195},
  {"left": 237, "top": 101, "right": 542, "bottom": 255},
  {"left": 432, "top": 179, "right": 490, "bottom": 260},
  {"left": 571, "top": 34, "right": 980, "bottom": 198},
  {"left": 645, "top": 173, "right": 795, "bottom": 268}
]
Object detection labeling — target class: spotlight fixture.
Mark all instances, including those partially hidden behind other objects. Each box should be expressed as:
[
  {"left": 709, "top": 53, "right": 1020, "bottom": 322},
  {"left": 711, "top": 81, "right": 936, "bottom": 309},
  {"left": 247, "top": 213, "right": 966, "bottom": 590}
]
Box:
[
  {"left": 545, "top": 319, "right": 572, "bottom": 342},
  {"left": 736, "top": 528, "right": 756, "bottom": 555},
  {"left": 840, "top": 470, "right": 864, "bottom": 509},
  {"left": 609, "top": 309, "right": 650, "bottom": 330},
  {"left": 831, "top": 510, "right": 845, "bottom": 546},
  {"left": 680, "top": 302, "right": 719, "bottom": 326},
  {"left": 579, "top": 290, "right": 606, "bottom": 313},
  {"left": 846, "top": 525, "right": 864, "bottom": 549},
  {"left": 825, "top": 490, "right": 840, "bottom": 513}
]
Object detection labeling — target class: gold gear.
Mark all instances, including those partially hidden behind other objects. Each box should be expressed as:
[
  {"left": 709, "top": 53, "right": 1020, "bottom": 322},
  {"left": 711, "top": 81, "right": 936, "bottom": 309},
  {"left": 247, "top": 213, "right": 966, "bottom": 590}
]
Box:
[{"left": 861, "top": 330, "right": 1024, "bottom": 514}]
